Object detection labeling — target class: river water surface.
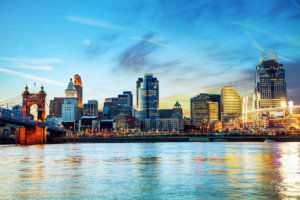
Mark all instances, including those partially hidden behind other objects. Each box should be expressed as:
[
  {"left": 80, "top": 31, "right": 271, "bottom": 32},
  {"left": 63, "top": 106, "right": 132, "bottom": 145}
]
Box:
[{"left": 0, "top": 142, "right": 300, "bottom": 199}]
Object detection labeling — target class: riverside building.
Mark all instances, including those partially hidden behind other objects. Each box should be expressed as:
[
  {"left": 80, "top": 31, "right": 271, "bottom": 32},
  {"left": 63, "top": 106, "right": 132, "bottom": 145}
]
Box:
[
  {"left": 255, "top": 50, "right": 287, "bottom": 108},
  {"left": 190, "top": 94, "right": 221, "bottom": 125},
  {"left": 62, "top": 78, "right": 78, "bottom": 129},
  {"left": 74, "top": 74, "right": 83, "bottom": 119},
  {"left": 136, "top": 74, "right": 159, "bottom": 130},
  {"left": 221, "top": 86, "right": 242, "bottom": 122},
  {"left": 156, "top": 101, "right": 184, "bottom": 132},
  {"left": 83, "top": 100, "right": 98, "bottom": 116}
]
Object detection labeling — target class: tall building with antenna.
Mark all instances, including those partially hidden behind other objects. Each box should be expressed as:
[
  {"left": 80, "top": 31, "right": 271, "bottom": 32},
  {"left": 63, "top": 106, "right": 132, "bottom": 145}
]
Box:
[
  {"left": 74, "top": 74, "right": 83, "bottom": 108},
  {"left": 255, "top": 50, "right": 287, "bottom": 108}
]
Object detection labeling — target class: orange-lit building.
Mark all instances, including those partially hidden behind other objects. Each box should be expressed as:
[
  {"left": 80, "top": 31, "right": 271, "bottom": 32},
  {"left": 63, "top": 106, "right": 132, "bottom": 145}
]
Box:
[{"left": 74, "top": 74, "right": 83, "bottom": 108}]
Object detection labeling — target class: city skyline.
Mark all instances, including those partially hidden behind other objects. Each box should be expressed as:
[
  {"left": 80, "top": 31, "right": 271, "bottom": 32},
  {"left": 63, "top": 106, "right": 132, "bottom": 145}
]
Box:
[{"left": 0, "top": 0, "right": 300, "bottom": 117}]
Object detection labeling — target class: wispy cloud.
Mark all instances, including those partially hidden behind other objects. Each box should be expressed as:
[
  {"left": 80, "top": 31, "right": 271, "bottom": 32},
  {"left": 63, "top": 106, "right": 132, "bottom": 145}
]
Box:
[
  {"left": 290, "top": 0, "right": 300, "bottom": 10},
  {"left": 245, "top": 32, "right": 265, "bottom": 51},
  {"left": 0, "top": 57, "right": 61, "bottom": 64},
  {"left": 131, "top": 36, "right": 192, "bottom": 56},
  {"left": 119, "top": 33, "right": 157, "bottom": 71},
  {"left": 68, "top": 16, "right": 129, "bottom": 30},
  {"left": 84, "top": 39, "right": 90, "bottom": 46},
  {"left": 0, "top": 64, "right": 53, "bottom": 71},
  {"left": 0, "top": 68, "right": 65, "bottom": 86},
  {"left": 245, "top": 32, "right": 291, "bottom": 62},
  {"left": 131, "top": 36, "right": 173, "bottom": 50},
  {"left": 85, "top": 34, "right": 118, "bottom": 57},
  {"left": 234, "top": 21, "right": 282, "bottom": 41}
]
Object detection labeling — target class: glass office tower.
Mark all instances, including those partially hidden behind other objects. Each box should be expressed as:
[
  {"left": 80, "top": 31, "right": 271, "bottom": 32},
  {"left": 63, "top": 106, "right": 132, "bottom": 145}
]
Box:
[
  {"left": 255, "top": 50, "right": 287, "bottom": 108},
  {"left": 136, "top": 74, "right": 159, "bottom": 120}
]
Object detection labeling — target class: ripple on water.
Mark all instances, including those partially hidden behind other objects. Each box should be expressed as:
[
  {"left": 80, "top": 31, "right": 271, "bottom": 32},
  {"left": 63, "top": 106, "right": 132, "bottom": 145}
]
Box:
[{"left": 0, "top": 142, "right": 300, "bottom": 199}]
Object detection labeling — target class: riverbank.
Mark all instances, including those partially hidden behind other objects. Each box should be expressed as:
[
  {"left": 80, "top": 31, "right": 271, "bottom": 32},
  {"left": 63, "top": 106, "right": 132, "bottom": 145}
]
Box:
[
  {"left": 2, "top": 135, "right": 300, "bottom": 145},
  {"left": 48, "top": 135, "right": 300, "bottom": 144}
]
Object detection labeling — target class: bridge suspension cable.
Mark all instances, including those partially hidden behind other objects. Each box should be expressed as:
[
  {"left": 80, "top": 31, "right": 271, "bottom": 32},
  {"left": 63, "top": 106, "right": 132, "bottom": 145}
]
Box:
[{"left": 0, "top": 95, "right": 22, "bottom": 109}]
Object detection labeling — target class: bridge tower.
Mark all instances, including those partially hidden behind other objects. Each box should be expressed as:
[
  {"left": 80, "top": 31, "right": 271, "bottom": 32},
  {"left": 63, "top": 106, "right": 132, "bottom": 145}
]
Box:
[{"left": 16, "top": 85, "right": 47, "bottom": 145}]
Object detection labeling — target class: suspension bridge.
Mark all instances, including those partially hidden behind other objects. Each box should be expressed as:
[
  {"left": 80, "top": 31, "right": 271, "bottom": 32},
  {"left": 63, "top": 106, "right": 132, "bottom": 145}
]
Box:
[{"left": 0, "top": 85, "right": 65, "bottom": 145}]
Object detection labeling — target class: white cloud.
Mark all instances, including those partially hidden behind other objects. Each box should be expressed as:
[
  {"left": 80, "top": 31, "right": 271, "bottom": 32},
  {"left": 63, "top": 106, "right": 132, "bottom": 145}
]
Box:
[
  {"left": 131, "top": 36, "right": 173, "bottom": 49},
  {"left": 234, "top": 21, "right": 282, "bottom": 41},
  {"left": 68, "top": 16, "right": 129, "bottom": 30},
  {"left": 0, "top": 68, "right": 65, "bottom": 86},
  {"left": 245, "top": 32, "right": 265, "bottom": 51},
  {"left": 245, "top": 32, "right": 292, "bottom": 62},
  {"left": 131, "top": 36, "right": 193, "bottom": 56},
  {"left": 84, "top": 39, "right": 90, "bottom": 46},
  {"left": 0, "top": 57, "right": 62, "bottom": 64},
  {"left": 0, "top": 64, "right": 53, "bottom": 71}
]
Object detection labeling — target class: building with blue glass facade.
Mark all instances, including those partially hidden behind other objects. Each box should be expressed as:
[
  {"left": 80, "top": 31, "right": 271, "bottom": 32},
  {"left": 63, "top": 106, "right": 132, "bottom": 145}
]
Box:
[{"left": 136, "top": 74, "right": 159, "bottom": 120}]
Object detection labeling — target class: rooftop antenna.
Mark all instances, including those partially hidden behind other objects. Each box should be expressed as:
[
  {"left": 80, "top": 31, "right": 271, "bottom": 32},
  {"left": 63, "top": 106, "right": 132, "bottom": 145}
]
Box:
[{"left": 34, "top": 82, "right": 36, "bottom": 93}]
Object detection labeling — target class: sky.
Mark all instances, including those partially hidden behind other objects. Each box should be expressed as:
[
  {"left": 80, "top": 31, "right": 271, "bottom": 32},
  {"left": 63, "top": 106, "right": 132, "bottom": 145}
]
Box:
[{"left": 0, "top": 0, "right": 300, "bottom": 116}]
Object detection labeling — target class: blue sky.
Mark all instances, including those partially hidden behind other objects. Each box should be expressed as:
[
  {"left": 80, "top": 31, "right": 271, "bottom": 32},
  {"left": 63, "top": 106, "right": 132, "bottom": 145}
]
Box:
[{"left": 0, "top": 0, "right": 300, "bottom": 116}]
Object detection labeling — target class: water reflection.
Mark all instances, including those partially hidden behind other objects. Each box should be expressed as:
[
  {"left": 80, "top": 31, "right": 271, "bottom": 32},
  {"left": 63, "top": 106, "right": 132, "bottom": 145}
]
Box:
[
  {"left": 0, "top": 143, "right": 300, "bottom": 199},
  {"left": 278, "top": 143, "right": 300, "bottom": 198}
]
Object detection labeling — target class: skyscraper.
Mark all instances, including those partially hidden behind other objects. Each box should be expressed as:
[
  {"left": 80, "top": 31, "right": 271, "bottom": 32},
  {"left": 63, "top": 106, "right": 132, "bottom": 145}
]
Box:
[
  {"left": 102, "top": 92, "right": 133, "bottom": 120},
  {"left": 221, "top": 86, "right": 242, "bottom": 122},
  {"left": 62, "top": 78, "right": 78, "bottom": 123},
  {"left": 74, "top": 74, "right": 83, "bottom": 108},
  {"left": 136, "top": 74, "right": 159, "bottom": 120},
  {"left": 83, "top": 100, "right": 98, "bottom": 116},
  {"left": 255, "top": 50, "right": 287, "bottom": 108},
  {"left": 49, "top": 97, "right": 64, "bottom": 118},
  {"left": 118, "top": 91, "right": 133, "bottom": 107},
  {"left": 190, "top": 94, "right": 220, "bottom": 125},
  {"left": 122, "top": 91, "right": 133, "bottom": 107},
  {"left": 104, "top": 98, "right": 118, "bottom": 107}
]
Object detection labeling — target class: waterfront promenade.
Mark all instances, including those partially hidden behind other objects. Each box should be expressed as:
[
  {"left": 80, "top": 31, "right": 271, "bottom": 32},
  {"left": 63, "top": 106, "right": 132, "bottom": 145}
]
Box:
[
  {"left": 2, "top": 135, "right": 300, "bottom": 145},
  {"left": 49, "top": 135, "right": 300, "bottom": 143}
]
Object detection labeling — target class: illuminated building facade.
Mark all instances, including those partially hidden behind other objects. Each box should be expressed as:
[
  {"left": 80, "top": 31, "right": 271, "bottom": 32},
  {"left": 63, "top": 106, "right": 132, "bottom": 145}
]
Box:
[
  {"left": 49, "top": 97, "right": 64, "bottom": 118},
  {"left": 102, "top": 91, "right": 133, "bottom": 120},
  {"left": 74, "top": 74, "right": 83, "bottom": 108},
  {"left": 83, "top": 100, "right": 98, "bottom": 116},
  {"left": 118, "top": 91, "right": 133, "bottom": 107},
  {"left": 62, "top": 78, "right": 78, "bottom": 123},
  {"left": 104, "top": 98, "right": 118, "bottom": 107},
  {"left": 209, "top": 102, "right": 219, "bottom": 122},
  {"left": 172, "top": 101, "right": 183, "bottom": 119},
  {"left": 156, "top": 118, "right": 182, "bottom": 132},
  {"left": 221, "top": 86, "right": 242, "bottom": 122},
  {"left": 255, "top": 50, "right": 287, "bottom": 108},
  {"left": 155, "top": 101, "right": 184, "bottom": 131},
  {"left": 136, "top": 74, "right": 159, "bottom": 120},
  {"left": 190, "top": 94, "right": 220, "bottom": 125}
]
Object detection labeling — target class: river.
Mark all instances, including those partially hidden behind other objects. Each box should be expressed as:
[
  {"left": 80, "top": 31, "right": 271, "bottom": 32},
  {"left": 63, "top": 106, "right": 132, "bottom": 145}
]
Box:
[{"left": 0, "top": 142, "right": 300, "bottom": 199}]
